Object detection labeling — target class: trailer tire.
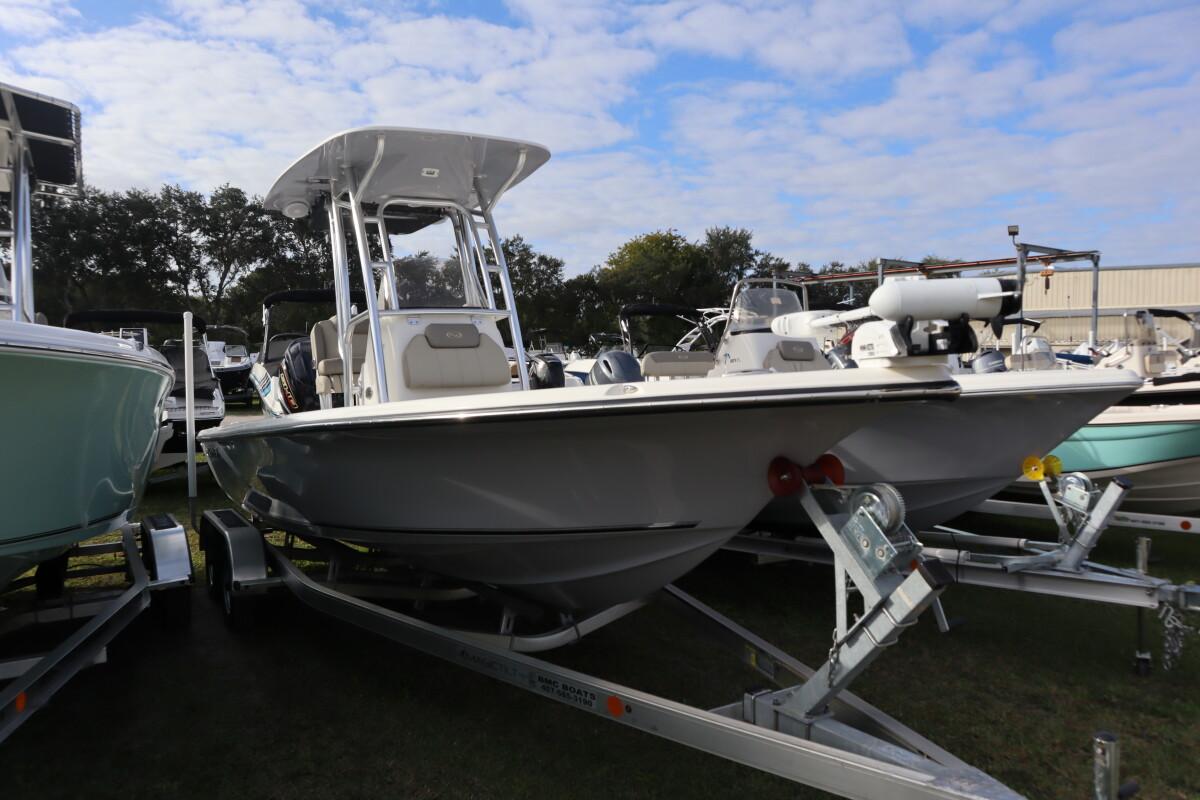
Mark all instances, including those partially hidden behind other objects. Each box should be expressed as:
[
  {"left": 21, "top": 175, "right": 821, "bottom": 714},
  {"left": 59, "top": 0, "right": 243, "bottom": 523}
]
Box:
[
  {"left": 155, "top": 586, "right": 193, "bottom": 630},
  {"left": 218, "top": 556, "right": 254, "bottom": 631},
  {"left": 35, "top": 552, "right": 70, "bottom": 600},
  {"left": 205, "top": 548, "right": 224, "bottom": 602}
]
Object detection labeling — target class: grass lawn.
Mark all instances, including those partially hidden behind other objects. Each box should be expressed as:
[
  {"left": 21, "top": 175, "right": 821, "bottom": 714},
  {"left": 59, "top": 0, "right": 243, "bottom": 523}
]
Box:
[{"left": 1, "top": 470, "right": 1197, "bottom": 799}]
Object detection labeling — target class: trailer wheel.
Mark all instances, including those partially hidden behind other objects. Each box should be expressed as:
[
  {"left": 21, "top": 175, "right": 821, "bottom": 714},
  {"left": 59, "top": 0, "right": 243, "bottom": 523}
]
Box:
[
  {"left": 217, "top": 555, "right": 254, "bottom": 631},
  {"left": 35, "top": 553, "right": 70, "bottom": 600},
  {"left": 204, "top": 549, "right": 223, "bottom": 602},
  {"left": 155, "top": 586, "right": 193, "bottom": 629}
]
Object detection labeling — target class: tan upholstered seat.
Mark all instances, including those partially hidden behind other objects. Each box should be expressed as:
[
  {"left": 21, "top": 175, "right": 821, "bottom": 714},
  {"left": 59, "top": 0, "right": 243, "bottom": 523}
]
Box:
[
  {"left": 311, "top": 318, "right": 368, "bottom": 395},
  {"left": 763, "top": 339, "right": 826, "bottom": 372},
  {"left": 402, "top": 323, "right": 511, "bottom": 389},
  {"left": 640, "top": 351, "right": 715, "bottom": 378}
]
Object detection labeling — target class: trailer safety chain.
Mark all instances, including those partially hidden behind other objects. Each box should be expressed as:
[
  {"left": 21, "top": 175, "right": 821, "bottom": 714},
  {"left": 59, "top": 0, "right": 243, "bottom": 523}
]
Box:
[
  {"left": 827, "top": 626, "right": 841, "bottom": 688},
  {"left": 1160, "top": 604, "right": 1195, "bottom": 671}
]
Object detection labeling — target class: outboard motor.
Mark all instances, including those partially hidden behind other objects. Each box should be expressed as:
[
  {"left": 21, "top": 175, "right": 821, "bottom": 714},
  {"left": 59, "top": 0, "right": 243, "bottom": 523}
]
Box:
[
  {"left": 827, "top": 343, "right": 857, "bottom": 369},
  {"left": 279, "top": 338, "right": 320, "bottom": 412},
  {"left": 589, "top": 351, "right": 642, "bottom": 385},
  {"left": 529, "top": 354, "right": 566, "bottom": 389},
  {"left": 972, "top": 349, "right": 1007, "bottom": 374}
]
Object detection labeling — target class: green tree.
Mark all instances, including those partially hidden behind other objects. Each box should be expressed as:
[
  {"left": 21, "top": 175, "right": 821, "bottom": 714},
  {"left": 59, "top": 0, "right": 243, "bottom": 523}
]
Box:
[
  {"left": 499, "top": 235, "right": 568, "bottom": 340},
  {"left": 190, "top": 185, "right": 276, "bottom": 322}
]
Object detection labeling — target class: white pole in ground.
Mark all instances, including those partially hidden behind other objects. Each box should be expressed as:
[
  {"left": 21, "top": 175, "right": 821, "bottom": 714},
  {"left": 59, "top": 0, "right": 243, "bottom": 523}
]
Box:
[
  {"left": 184, "top": 312, "right": 198, "bottom": 528},
  {"left": 1092, "top": 731, "right": 1120, "bottom": 800}
]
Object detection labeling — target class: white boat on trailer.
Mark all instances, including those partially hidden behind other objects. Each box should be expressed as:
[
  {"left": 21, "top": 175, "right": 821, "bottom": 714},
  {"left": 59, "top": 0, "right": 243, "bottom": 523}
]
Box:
[
  {"left": 192, "top": 125, "right": 1148, "bottom": 799},
  {"left": 612, "top": 275, "right": 1142, "bottom": 533},
  {"left": 198, "top": 127, "right": 964, "bottom": 613}
]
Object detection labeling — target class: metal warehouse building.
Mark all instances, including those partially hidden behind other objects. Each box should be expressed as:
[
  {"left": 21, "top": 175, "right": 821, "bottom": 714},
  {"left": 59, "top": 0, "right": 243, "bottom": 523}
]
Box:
[{"left": 1017, "top": 263, "right": 1200, "bottom": 347}]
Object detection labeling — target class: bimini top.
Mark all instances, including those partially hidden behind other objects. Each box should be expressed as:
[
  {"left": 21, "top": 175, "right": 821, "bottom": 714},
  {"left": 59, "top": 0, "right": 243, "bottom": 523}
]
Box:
[
  {"left": 264, "top": 127, "right": 550, "bottom": 217},
  {"left": 619, "top": 303, "right": 705, "bottom": 321},
  {"left": 64, "top": 309, "right": 208, "bottom": 332},
  {"left": 1, "top": 81, "right": 82, "bottom": 197},
  {"left": 262, "top": 288, "right": 367, "bottom": 309}
]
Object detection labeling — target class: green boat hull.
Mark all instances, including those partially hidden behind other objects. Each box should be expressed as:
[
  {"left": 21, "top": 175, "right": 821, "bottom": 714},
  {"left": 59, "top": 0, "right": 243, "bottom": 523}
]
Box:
[
  {"left": 1047, "top": 420, "right": 1200, "bottom": 514},
  {"left": 1051, "top": 422, "right": 1200, "bottom": 473},
  {"left": 0, "top": 337, "right": 171, "bottom": 587}
]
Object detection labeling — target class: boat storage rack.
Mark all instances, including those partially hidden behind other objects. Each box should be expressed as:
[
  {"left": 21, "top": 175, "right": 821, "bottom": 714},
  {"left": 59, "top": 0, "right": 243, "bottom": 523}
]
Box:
[
  {"left": 729, "top": 466, "right": 1200, "bottom": 673},
  {"left": 200, "top": 466, "right": 1135, "bottom": 800},
  {"left": 0, "top": 515, "right": 193, "bottom": 743}
]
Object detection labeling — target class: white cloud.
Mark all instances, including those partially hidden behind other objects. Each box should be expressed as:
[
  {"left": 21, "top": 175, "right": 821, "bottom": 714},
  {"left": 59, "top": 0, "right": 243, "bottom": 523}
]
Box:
[
  {"left": 0, "top": 0, "right": 1197, "bottom": 275},
  {"left": 0, "top": 0, "right": 78, "bottom": 37},
  {"left": 632, "top": 0, "right": 913, "bottom": 80},
  {"left": 164, "top": 0, "right": 339, "bottom": 45}
]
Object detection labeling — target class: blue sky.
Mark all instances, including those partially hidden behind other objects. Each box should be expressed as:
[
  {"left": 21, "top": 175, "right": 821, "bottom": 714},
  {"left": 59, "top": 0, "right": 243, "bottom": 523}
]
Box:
[{"left": 2, "top": 0, "right": 1198, "bottom": 274}]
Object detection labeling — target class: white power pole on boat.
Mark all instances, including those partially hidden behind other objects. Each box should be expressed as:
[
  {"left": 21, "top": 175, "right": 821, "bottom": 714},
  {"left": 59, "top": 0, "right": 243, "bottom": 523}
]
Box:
[{"left": 183, "top": 311, "right": 197, "bottom": 527}]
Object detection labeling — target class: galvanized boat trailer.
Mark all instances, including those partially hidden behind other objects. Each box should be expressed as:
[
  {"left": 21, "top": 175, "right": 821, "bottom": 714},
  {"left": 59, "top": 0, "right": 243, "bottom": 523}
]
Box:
[
  {"left": 0, "top": 314, "right": 203, "bottom": 744},
  {"left": 0, "top": 515, "right": 193, "bottom": 743},
  {"left": 199, "top": 463, "right": 1131, "bottom": 800},
  {"left": 731, "top": 465, "right": 1199, "bottom": 676}
]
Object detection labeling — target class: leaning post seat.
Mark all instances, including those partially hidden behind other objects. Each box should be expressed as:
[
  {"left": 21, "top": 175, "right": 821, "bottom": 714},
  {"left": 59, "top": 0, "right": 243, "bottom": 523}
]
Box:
[
  {"left": 763, "top": 339, "right": 830, "bottom": 373},
  {"left": 311, "top": 317, "right": 367, "bottom": 398},
  {"left": 159, "top": 342, "right": 219, "bottom": 399},
  {"left": 358, "top": 312, "right": 515, "bottom": 401},
  {"left": 640, "top": 351, "right": 715, "bottom": 379},
  {"left": 403, "top": 322, "right": 511, "bottom": 389}
]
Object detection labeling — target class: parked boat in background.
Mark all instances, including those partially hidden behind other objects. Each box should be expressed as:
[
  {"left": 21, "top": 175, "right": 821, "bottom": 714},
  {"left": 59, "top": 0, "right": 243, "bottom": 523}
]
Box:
[
  {"left": 0, "top": 83, "right": 173, "bottom": 590},
  {"left": 1001, "top": 308, "right": 1200, "bottom": 513},
  {"left": 62, "top": 309, "right": 225, "bottom": 470},
  {"left": 249, "top": 288, "right": 365, "bottom": 416},
  {"left": 612, "top": 276, "right": 1140, "bottom": 531},
  {"left": 206, "top": 324, "right": 255, "bottom": 405}
]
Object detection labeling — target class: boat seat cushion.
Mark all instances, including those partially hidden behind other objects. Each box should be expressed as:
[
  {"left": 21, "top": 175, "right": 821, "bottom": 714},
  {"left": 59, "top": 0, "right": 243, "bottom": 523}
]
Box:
[
  {"left": 764, "top": 340, "right": 827, "bottom": 372},
  {"left": 311, "top": 319, "right": 367, "bottom": 393},
  {"left": 403, "top": 325, "right": 511, "bottom": 388},
  {"left": 424, "top": 323, "right": 481, "bottom": 349},
  {"left": 160, "top": 344, "right": 220, "bottom": 398},
  {"left": 316, "top": 356, "right": 365, "bottom": 375},
  {"left": 641, "top": 351, "right": 714, "bottom": 378}
]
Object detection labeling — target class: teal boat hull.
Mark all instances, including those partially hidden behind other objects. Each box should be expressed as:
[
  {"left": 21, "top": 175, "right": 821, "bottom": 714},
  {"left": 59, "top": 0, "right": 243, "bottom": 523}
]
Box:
[
  {"left": 1010, "top": 416, "right": 1200, "bottom": 515},
  {"left": 1052, "top": 421, "right": 1200, "bottom": 473},
  {"left": 0, "top": 325, "right": 172, "bottom": 589}
]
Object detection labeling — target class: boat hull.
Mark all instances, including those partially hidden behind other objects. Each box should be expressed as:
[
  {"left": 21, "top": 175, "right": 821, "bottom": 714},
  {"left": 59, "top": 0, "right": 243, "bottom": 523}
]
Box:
[
  {"left": 214, "top": 363, "right": 253, "bottom": 402},
  {"left": 0, "top": 323, "right": 172, "bottom": 589},
  {"left": 755, "top": 370, "right": 1142, "bottom": 532},
  {"left": 202, "top": 373, "right": 957, "bottom": 611},
  {"left": 1007, "top": 406, "right": 1200, "bottom": 514}
]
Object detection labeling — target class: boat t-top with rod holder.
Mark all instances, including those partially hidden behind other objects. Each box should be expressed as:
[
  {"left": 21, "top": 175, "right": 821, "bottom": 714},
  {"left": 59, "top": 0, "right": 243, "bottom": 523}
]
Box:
[{"left": 195, "top": 129, "right": 1139, "bottom": 798}]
